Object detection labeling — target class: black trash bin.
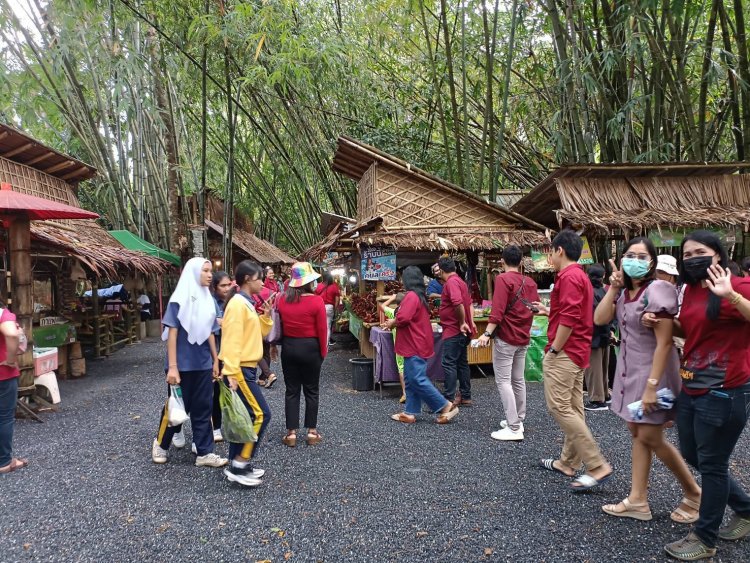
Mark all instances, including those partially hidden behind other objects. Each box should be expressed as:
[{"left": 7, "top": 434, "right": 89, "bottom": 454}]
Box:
[{"left": 350, "top": 357, "right": 374, "bottom": 391}]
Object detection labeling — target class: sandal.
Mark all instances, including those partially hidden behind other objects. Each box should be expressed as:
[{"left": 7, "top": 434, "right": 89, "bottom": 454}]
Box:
[
  {"left": 539, "top": 458, "right": 575, "bottom": 478},
  {"left": 390, "top": 412, "right": 416, "bottom": 424},
  {"left": 264, "top": 374, "right": 278, "bottom": 389},
  {"left": 671, "top": 496, "right": 701, "bottom": 524},
  {"left": 282, "top": 432, "right": 297, "bottom": 447},
  {"left": 436, "top": 404, "right": 459, "bottom": 424},
  {"left": 0, "top": 457, "right": 28, "bottom": 474},
  {"left": 602, "top": 498, "right": 653, "bottom": 521},
  {"left": 306, "top": 430, "right": 323, "bottom": 446},
  {"left": 571, "top": 471, "right": 613, "bottom": 493}
]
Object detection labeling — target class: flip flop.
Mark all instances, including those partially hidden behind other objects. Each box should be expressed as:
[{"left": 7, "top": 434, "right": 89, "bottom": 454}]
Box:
[
  {"left": 671, "top": 496, "right": 701, "bottom": 524},
  {"left": 0, "top": 457, "right": 28, "bottom": 474},
  {"left": 539, "top": 459, "right": 575, "bottom": 477},
  {"left": 571, "top": 471, "right": 613, "bottom": 493}
]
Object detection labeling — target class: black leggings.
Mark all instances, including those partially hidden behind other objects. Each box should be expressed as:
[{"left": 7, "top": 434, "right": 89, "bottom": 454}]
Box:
[{"left": 281, "top": 337, "right": 323, "bottom": 430}]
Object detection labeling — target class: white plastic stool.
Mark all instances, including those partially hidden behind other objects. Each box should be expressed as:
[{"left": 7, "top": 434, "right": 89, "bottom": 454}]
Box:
[{"left": 35, "top": 371, "right": 61, "bottom": 404}]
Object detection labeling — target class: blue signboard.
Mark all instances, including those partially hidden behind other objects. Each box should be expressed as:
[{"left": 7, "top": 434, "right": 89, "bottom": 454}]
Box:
[{"left": 361, "top": 246, "right": 397, "bottom": 281}]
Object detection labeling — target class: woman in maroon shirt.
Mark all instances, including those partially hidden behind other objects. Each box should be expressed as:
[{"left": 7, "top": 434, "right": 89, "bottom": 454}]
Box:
[
  {"left": 276, "top": 262, "right": 328, "bottom": 447},
  {"left": 655, "top": 231, "right": 750, "bottom": 561},
  {"left": 383, "top": 266, "right": 458, "bottom": 424}
]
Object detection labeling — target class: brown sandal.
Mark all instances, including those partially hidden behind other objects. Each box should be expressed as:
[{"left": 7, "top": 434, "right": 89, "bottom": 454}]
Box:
[
  {"left": 282, "top": 432, "right": 297, "bottom": 447},
  {"left": 436, "top": 404, "right": 459, "bottom": 424},
  {"left": 0, "top": 457, "right": 28, "bottom": 474},
  {"left": 671, "top": 496, "right": 701, "bottom": 524},
  {"left": 390, "top": 412, "right": 416, "bottom": 424},
  {"left": 306, "top": 430, "right": 323, "bottom": 446}
]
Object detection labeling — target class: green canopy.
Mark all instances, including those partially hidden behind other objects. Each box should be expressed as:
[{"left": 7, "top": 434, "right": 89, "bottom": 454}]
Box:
[{"left": 109, "top": 230, "right": 181, "bottom": 266}]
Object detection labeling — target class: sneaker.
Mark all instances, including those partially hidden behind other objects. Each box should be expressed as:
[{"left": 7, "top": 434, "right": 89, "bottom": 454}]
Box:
[
  {"left": 172, "top": 430, "right": 186, "bottom": 449},
  {"left": 213, "top": 428, "right": 223, "bottom": 443},
  {"left": 585, "top": 401, "right": 609, "bottom": 411},
  {"left": 491, "top": 427, "right": 524, "bottom": 441},
  {"left": 499, "top": 420, "right": 525, "bottom": 433},
  {"left": 664, "top": 532, "right": 716, "bottom": 560},
  {"left": 152, "top": 439, "right": 168, "bottom": 464},
  {"left": 223, "top": 465, "right": 262, "bottom": 487},
  {"left": 605, "top": 396, "right": 612, "bottom": 404},
  {"left": 195, "top": 453, "right": 229, "bottom": 468},
  {"left": 719, "top": 513, "right": 750, "bottom": 541},
  {"left": 191, "top": 442, "right": 197, "bottom": 455}
]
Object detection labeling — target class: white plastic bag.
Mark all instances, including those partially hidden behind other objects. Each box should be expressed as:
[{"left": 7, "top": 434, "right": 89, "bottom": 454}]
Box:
[{"left": 167, "top": 384, "right": 188, "bottom": 427}]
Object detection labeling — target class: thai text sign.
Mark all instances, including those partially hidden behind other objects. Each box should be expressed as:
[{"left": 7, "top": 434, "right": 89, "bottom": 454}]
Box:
[{"left": 361, "top": 246, "right": 397, "bottom": 281}]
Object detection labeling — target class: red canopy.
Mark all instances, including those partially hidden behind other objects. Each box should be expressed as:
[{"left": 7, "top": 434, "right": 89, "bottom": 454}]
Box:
[{"left": 0, "top": 183, "right": 98, "bottom": 220}]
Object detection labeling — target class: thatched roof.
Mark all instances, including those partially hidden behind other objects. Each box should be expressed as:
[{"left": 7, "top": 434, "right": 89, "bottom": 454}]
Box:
[
  {"left": 205, "top": 220, "right": 294, "bottom": 265},
  {"left": 31, "top": 220, "right": 172, "bottom": 276},
  {"left": 512, "top": 163, "right": 750, "bottom": 233},
  {"left": 302, "top": 216, "right": 550, "bottom": 261},
  {"left": 0, "top": 123, "right": 97, "bottom": 183}
]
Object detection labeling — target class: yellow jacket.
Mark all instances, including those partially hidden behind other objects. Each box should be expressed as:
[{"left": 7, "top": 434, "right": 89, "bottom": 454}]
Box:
[{"left": 219, "top": 293, "right": 273, "bottom": 378}]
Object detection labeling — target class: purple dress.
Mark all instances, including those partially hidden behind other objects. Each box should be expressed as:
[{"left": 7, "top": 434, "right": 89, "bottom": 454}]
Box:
[{"left": 611, "top": 280, "right": 681, "bottom": 424}]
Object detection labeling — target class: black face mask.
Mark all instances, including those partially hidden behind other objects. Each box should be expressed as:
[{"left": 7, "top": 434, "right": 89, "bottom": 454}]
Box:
[{"left": 682, "top": 256, "right": 714, "bottom": 284}]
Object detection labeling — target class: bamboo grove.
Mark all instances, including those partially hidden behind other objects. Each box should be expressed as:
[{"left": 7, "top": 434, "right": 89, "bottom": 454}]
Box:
[{"left": 0, "top": 0, "right": 748, "bottom": 257}]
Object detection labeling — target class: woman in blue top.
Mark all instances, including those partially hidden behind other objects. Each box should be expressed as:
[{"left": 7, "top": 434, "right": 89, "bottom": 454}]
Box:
[{"left": 152, "top": 258, "right": 227, "bottom": 468}]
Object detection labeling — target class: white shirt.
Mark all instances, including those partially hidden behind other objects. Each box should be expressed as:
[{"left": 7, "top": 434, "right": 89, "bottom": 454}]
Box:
[{"left": 137, "top": 294, "right": 150, "bottom": 306}]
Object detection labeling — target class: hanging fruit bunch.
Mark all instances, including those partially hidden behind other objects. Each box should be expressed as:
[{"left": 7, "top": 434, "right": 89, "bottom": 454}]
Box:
[
  {"left": 349, "top": 291, "right": 378, "bottom": 323},
  {"left": 384, "top": 280, "right": 404, "bottom": 294}
]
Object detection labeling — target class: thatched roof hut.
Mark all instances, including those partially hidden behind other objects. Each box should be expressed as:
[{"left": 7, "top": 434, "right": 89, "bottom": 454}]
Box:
[
  {"left": 511, "top": 162, "right": 750, "bottom": 236},
  {"left": 305, "top": 136, "right": 549, "bottom": 260}
]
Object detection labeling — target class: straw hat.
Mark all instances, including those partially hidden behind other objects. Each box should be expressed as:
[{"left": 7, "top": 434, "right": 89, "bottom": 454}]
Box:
[
  {"left": 656, "top": 255, "right": 679, "bottom": 276},
  {"left": 288, "top": 262, "right": 321, "bottom": 288}
]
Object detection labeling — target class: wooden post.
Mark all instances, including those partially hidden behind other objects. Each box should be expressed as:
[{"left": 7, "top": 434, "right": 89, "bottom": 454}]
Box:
[
  {"left": 9, "top": 216, "right": 34, "bottom": 394},
  {"left": 376, "top": 280, "right": 385, "bottom": 297},
  {"left": 92, "top": 279, "right": 100, "bottom": 358}
]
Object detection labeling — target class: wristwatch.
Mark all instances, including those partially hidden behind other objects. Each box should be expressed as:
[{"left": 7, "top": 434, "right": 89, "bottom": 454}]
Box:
[
  {"left": 549, "top": 346, "right": 559, "bottom": 355},
  {"left": 483, "top": 331, "right": 492, "bottom": 338}
]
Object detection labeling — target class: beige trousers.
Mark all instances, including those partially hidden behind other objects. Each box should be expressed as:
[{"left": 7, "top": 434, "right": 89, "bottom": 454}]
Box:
[
  {"left": 543, "top": 351, "right": 606, "bottom": 471},
  {"left": 583, "top": 346, "right": 610, "bottom": 403}
]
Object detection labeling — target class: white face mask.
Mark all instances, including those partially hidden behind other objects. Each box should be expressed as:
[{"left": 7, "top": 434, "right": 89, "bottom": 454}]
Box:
[{"left": 311, "top": 281, "right": 318, "bottom": 291}]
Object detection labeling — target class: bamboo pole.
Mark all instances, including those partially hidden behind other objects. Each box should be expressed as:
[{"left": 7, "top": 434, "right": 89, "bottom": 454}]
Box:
[{"left": 9, "top": 216, "right": 34, "bottom": 394}]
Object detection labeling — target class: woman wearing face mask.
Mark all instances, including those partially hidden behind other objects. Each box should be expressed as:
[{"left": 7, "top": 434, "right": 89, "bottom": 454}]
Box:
[
  {"left": 595, "top": 237, "right": 699, "bottom": 525},
  {"left": 152, "top": 258, "right": 227, "bottom": 468},
  {"left": 651, "top": 231, "right": 750, "bottom": 561}
]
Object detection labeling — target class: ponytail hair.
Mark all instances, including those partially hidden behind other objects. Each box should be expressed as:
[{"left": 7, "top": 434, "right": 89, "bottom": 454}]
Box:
[{"left": 402, "top": 266, "right": 428, "bottom": 310}]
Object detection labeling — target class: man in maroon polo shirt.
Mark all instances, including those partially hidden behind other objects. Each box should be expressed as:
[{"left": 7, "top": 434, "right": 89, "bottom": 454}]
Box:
[
  {"left": 533, "top": 230, "right": 612, "bottom": 492},
  {"left": 437, "top": 257, "right": 476, "bottom": 406}
]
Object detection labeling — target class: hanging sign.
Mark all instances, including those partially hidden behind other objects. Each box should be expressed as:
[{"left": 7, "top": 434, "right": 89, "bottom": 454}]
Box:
[
  {"left": 578, "top": 237, "right": 594, "bottom": 265},
  {"left": 360, "top": 246, "right": 396, "bottom": 281}
]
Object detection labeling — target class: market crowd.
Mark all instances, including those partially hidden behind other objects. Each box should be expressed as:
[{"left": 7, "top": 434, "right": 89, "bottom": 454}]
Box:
[{"left": 1, "top": 229, "right": 749, "bottom": 562}]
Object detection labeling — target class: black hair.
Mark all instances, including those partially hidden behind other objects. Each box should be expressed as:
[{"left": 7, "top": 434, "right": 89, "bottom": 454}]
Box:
[
  {"left": 742, "top": 257, "right": 750, "bottom": 275},
  {"left": 587, "top": 264, "right": 605, "bottom": 288},
  {"left": 551, "top": 229, "right": 584, "bottom": 262},
  {"left": 679, "top": 230, "right": 729, "bottom": 320},
  {"left": 438, "top": 257, "right": 456, "bottom": 273},
  {"left": 234, "top": 260, "right": 264, "bottom": 287},
  {"left": 621, "top": 236, "right": 658, "bottom": 290},
  {"left": 211, "top": 271, "right": 230, "bottom": 292},
  {"left": 322, "top": 271, "right": 334, "bottom": 285},
  {"left": 502, "top": 245, "right": 523, "bottom": 267},
  {"left": 729, "top": 261, "right": 744, "bottom": 278},
  {"left": 285, "top": 280, "right": 315, "bottom": 304},
  {"left": 402, "top": 265, "right": 428, "bottom": 310}
]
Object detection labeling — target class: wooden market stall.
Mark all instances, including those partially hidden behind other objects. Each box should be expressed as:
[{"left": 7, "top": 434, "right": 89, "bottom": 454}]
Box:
[
  {"left": 0, "top": 124, "right": 171, "bottom": 413},
  {"left": 305, "top": 136, "right": 550, "bottom": 366},
  {"left": 511, "top": 162, "right": 750, "bottom": 261},
  {"left": 202, "top": 194, "right": 295, "bottom": 269}
]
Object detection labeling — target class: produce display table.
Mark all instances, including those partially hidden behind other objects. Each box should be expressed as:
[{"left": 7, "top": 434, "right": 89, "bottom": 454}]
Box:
[{"left": 369, "top": 327, "right": 444, "bottom": 395}]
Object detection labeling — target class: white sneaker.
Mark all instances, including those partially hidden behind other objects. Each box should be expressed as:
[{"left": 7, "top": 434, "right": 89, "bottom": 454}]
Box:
[
  {"left": 213, "top": 428, "right": 223, "bottom": 443},
  {"left": 152, "top": 439, "right": 168, "bottom": 464},
  {"left": 172, "top": 430, "right": 186, "bottom": 449},
  {"left": 491, "top": 426, "right": 524, "bottom": 441},
  {"left": 499, "top": 420, "right": 524, "bottom": 433},
  {"left": 223, "top": 466, "right": 262, "bottom": 487},
  {"left": 195, "top": 453, "right": 229, "bottom": 468},
  {"left": 191, "top": 442, "right": 197, "bottom": 455}
]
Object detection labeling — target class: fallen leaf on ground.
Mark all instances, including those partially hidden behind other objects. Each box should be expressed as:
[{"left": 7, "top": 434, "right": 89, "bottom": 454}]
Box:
[
  {"left": 416, "top": 531, "right": 428, "bottom": 538},
  {"left": 484, "top": 548, "right": 494, "bottom": 556},
  {"left": 23, "top": 543, "right": 31, "bottom": 550},
  {"left": 284, "top": 552, "right": 293, "bottom": 560}
]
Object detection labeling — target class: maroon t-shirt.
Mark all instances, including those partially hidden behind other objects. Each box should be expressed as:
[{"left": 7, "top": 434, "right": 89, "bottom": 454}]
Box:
[
  {"left": 679, "top": 277, "right": 750, "bottom": 392},
  {"left": 439, "top": 274, "right": 474, "bottom": 340},
  {"left": 315, "top": 283, "right": 341, "bottom": 306},
  {"left": 394, "top": 291, "right": 435, "bottom": 359},
  {"left": 276, "top": 294, "right": 328, "bottom": 359},
  {"left": 489, "top": 272, "right": 540, "bottom": 346},
  {"left": 546, "top": 264, "right": 593, "bottom": 369},
  {"left": 0, "top": 308, "right": 20, "bottom": 381}
]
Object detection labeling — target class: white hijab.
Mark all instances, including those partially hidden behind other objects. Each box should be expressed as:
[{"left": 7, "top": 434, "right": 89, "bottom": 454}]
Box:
[{"left": 164, "top": 257, "right": 216, "bottom": 345}]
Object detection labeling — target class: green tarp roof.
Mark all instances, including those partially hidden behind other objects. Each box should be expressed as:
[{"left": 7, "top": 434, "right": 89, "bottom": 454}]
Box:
[{"left": 109, "top": 230, "right": 181, "bottom": 266}]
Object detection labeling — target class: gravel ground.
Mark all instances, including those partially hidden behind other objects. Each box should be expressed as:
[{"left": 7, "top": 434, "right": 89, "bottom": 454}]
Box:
[{"left": 2, "top": 337, "right": 749, "bottom": 562}]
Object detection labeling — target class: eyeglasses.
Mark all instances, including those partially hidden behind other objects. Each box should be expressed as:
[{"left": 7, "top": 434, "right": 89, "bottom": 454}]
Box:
[{"left": 623, "top": 253, "right": 651, "bottom": 261}]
